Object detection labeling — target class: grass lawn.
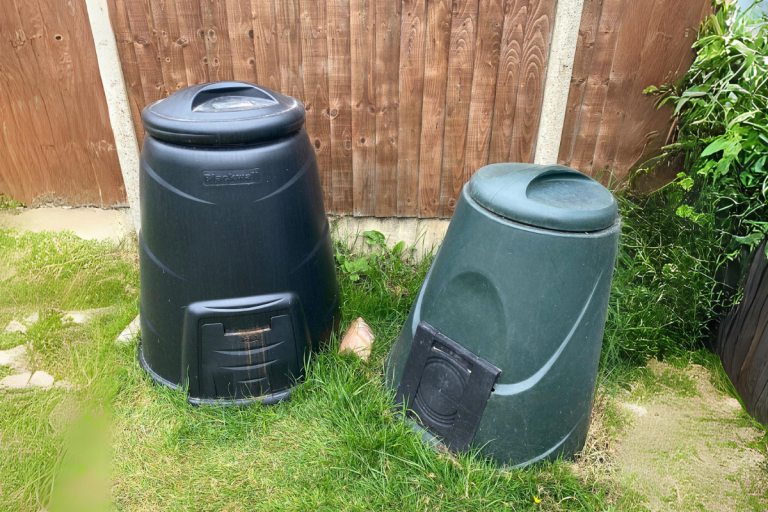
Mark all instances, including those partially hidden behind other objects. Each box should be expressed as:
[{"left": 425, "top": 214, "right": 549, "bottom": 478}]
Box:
[
  {"left": 0, "top": 226, "right": 638, "bottom": 511},
  {"left": 10, "top": 219, "right": 768, "bottom": 511}
]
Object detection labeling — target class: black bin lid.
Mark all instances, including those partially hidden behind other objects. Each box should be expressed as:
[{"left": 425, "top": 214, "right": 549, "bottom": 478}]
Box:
[
  {"left": 468, "top": 163, "right": 618, "bottom": 232},
  {"left": 141, "top": 81, "right": 305, "bottom": 146}
]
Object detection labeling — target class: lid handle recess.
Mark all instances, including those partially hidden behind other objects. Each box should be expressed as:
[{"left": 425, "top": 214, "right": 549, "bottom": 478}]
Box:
[{"left": 191, "top": 82, "right": 278, "bottom": 113}]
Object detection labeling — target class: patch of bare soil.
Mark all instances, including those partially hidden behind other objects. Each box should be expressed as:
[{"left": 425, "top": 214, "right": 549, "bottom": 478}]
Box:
[{"left": 616, "top": 360, "right": 768, "bottom": 511}]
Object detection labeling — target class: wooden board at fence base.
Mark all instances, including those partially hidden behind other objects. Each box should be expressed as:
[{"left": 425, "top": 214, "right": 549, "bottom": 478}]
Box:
[
  {"left": 559, "top": 0, "right": 711, "bottom": 184},
  {"left": 108, "top": 0, "right": 710, "bottom": 216},
  {"left": 718, "top": 241, "right": 768, "bottom": 426},
  {"left": 0, "top": 0, "right": 125, "bottom": 206}
]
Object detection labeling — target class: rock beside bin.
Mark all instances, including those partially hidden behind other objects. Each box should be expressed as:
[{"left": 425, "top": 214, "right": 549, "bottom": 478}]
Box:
[{"left": 339, "top": 318, "right": 374, "bottom": 362}]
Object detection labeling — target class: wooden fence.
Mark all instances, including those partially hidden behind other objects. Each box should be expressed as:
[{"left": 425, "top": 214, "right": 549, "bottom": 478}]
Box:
[
  {"left": 0, "top": 0, "right": 710, "bottom": 214},
  {"left": 558, "top": 0, "right": 710, "bottom": 180},
  {"left": 718, "top": 241, "right": 768, "bottom": 425},
  {"left": 0, "top": 0, "right": 126, "bottom": 207}
]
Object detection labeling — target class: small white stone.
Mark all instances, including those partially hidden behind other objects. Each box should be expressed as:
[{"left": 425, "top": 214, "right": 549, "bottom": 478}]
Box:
[
  {"left": 0, "top": 372, "right": 32, "bottom": 389},
  {"left": 116, "top": 314, "right": 141, "bottom": 344},
  {"left": 28, "top": 371, "right": 54, "bottom": 389},
  {"left": 23, "top": 312, "right": 39, "bottom": 324},
  {"left": 64, "top": 307, "right": 113, "bottom": 324},
  {"left": 4, "top": 320, "right": 27, "bottom": 334},
  {"left": 0, "top": 345, "right": 28, "bottom": 371}
]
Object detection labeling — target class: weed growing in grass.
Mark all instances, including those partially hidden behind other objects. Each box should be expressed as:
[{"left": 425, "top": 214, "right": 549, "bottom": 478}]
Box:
[
  {"left": 0, "top": 195, "right": 24, "bottom": 210},
  {"left": 600, "top": 190, "right": 727, "bottom": 382}
]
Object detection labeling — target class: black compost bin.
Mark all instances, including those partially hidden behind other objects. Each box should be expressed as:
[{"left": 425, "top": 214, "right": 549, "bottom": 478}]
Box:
[
  {"left": 139, "top": 81, "right": 339, "bottom": 405},
  {"left": 386, "top": 163, "right": 620, "bottom": 466}
]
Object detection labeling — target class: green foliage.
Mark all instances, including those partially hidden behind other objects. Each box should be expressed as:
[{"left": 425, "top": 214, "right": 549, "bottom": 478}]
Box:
[
  {"left": 601, "top": 191, "right": 727, "bottom": 377},
  {"left": 646, "top": 3, "right": 768, "bottom": 257},
  {"left": 0, "top": 195, "right": 24, "bottom": 210}
]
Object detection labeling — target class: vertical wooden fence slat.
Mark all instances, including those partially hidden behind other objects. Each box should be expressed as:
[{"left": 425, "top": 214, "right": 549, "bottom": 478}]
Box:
[
  {"left": 439, "top": 0, "right": 479, "bottom": 217},
  {"left": 396, "top": 0, "right": 427, "bottom": 217},
  {"left": 373, "top": 0, "right": 400, "bottom": 217},
  {"left": 567, "top": 0, "right": 623, "bottom": 174},
  {"left": 225, "top": 0, "right": 258, "bottom": 83},
  {"left": 327, "top": 0, "right": 353, "bottom": 213},
  {"left": 488, "top": 0, "right": 528, "bottom": 164},
  {"left": 462, "top": 0, "right": 504, "bottom": 182},
  {"left": 201, "top": 0, "right": 234, "bottom": 81},
  {"left": 417, "top": 0, "right": 452, "bottom": 218},
  {"left": 150, "top": 0, "right": 189, "bottom": 95},
  {"left": 509, "top": 0, "right": 554, "bottom": 163},
  {"left": 557, "top": 0, "right": 599, "bottom": 166},
  {"left": 350, "top": 0, "right": 376, "bottom": 216},
  {"left": 300, "top": 0, "right": 333, "bottom": 208},
  {"left": 250, "top": 0, "right": 280, "bottom": 91},
  {"left": 276, "top": 0, "right": 304, "bottom": 101},
  {"left": 175, "top": 0, "right": 210, "bottom": 85}
]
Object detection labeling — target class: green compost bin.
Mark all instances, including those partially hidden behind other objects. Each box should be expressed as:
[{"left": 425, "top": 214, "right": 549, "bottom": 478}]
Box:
[{"left": 386, "top": 163, "right": 620, "bottom": 467}]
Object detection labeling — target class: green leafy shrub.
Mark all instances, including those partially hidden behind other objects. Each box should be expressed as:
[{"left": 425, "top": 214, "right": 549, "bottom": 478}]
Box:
[{"left": 645, "top": 1, "right": 768, "bottom": 258}]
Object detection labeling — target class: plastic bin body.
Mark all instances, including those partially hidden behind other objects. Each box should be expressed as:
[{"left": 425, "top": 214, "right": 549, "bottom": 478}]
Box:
[
  {"left": 139, "top": 82, "right": 339, "bottom": 405},
  {"left": 386, "top": 163, "right": 619, "bottom": 466}
]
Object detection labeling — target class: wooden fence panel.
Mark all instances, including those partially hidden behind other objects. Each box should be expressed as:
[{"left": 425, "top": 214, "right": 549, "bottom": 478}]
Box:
[
  {"left": 718, "top": 241, "right": 768, "bottom": 425},
  {"left": 108, "top": 0, "right": 710, "bottom": 216},
  {"left": 0, "top": 0, "right": 125, "bottom": 206},
  {"left": 559, "top": 0, "right": 711, "bottom": 183}
]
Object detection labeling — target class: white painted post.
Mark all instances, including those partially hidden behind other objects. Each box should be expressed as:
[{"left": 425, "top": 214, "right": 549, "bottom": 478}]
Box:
[
  {"left": 84, "top": 0, "right": 141, "bottom": 232},
  {"left": 534, "top": 0, "right": 585, "bottom": 166}
]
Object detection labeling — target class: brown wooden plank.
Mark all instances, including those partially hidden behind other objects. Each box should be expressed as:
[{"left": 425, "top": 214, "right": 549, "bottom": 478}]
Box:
[
  {"left": 488, "top": 0, "right": 528, "bottom": 164},
  {"left": 439, "top": 0, "right": 479, "bottom": 217},
  {"left": 225, "top": 0, "right": 258, "bottom": 82},
  {"left": 611, "top": 0, "right": 706, "bottom": 177},
  {"left": 373, "top": 0, "right": 400, "bottom": 217},
  {"left": 417, "top": 0, "right": 452, "bottom": 218},
  {"left": 327, "top": 0, "right": 353, "bottom": 214},
  {"left": 350, "top": 0, "right": 376, "bottom": 216},
  {"left": 300, "top": 0, "right": 332, "bottom": 208},
  {"left": 250, "top": 0, "right": 280, "bottom": 91},
  {"left": 590, "top": 0, "right": 659, "bottom": 177},
  {"left": 175, "top": 0, "right": 209, "bottom": 85},
  {"left": 149, "top": 0, "right": 188, "bottom": 96},
  {"left": 200, "top": 0, "right": 234, "bottom": 81},
  {"left": 396, "top": 0, "right": 427, "bottom": 217},
  {"left": 276, "top": 0, "right": 304, "bottom": 100},
  {"left": 462, "top": 0, "right": 504, "bottom": 182},
  {"left": 508, "top": 0, "right": 555, "bottom": 164},
  {"left": 108, "top": 0, "right": 147, "bottom": 142},
  {"left": 557, "top": 0, "right": 600, "bottom": 166},
  {"left": 124, "top": 0, "right": 165, "bottom": 105},
  {"left": 568, "top": 0, "right": 624, "bottom": 175}
]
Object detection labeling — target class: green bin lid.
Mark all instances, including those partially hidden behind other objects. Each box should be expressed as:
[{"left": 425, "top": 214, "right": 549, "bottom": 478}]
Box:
[{"left": 468, "top": 163, "right": 618, "bottom": 232}]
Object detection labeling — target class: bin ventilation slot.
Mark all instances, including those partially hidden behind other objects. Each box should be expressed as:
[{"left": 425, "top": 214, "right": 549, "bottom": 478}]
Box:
[{"left": 395, "top": 322, "right": 500, "bottom": 451}]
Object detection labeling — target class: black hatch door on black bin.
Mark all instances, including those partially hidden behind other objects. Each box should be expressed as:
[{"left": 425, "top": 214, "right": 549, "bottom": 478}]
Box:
[
  {"left": 200, "top": 313, "right": 300, "bottom": 400},
  {"left": 395, "top": 322, "right": 501, "bottom": 451}
]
